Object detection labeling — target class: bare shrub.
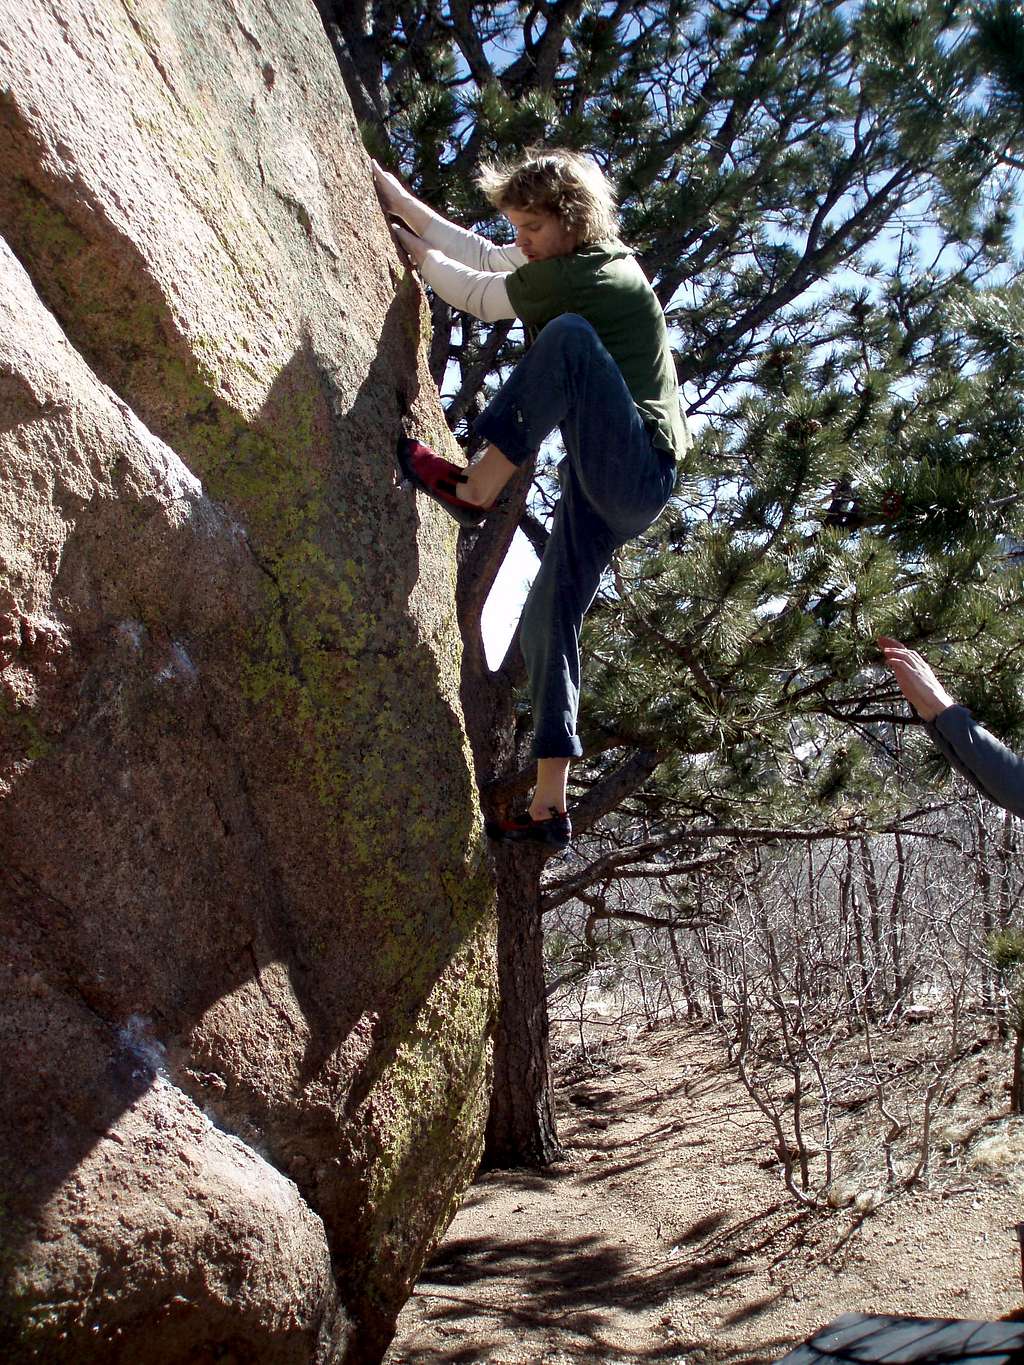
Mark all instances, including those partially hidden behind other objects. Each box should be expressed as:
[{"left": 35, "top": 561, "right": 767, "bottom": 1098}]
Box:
[{"left": 544, "top": 794, "right": 1024, "bottom": 1209}]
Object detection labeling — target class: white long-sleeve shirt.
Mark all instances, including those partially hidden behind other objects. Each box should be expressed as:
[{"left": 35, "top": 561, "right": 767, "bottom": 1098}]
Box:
[
  {"left": 391, "top": 186, "right": 522, "bottom": 322},
  {"left": 383, "top": 174, "right": 690, "bottom": 459},
  {"left": 420, "top": 250, "right": 519, "bottom": 321}
]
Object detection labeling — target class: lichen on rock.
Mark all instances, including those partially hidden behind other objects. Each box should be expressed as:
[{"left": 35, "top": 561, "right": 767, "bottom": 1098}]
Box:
[{"left": 0, "top": 3, "right": 496, "bottom": 1361}]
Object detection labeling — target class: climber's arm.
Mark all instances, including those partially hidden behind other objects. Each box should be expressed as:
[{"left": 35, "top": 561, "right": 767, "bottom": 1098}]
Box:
[
  {"left": 391, "top": 223, "right": 516, "bottom": 323},
  {"left": 420, "top": 251, "right": 517, "bottom": 322},
  {"left": 373, "top": 161, "right": 525, "bottom": 274}
]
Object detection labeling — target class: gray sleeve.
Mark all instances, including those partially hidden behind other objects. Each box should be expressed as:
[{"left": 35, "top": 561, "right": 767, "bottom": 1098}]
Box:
[{"left": 928, "top": 704, "right": 1024, "bottom": 818}]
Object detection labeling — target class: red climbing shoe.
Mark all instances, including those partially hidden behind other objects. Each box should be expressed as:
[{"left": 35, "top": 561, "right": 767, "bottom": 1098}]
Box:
[
  {"left": 397, "top": 437, "right": 491, "bottom": 527},
  {"left": 484, "top": 807, "right": 572, "bottom": 851}
]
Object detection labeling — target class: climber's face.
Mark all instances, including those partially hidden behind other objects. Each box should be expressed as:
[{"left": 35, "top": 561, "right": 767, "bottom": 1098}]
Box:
[{"left": 507, "top": 207, "right": 578, "bottom": 262}]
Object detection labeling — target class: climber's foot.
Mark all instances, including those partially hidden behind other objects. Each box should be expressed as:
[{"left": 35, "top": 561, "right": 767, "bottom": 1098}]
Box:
[
  {"left": 484, "top": 806, "right": 572, "bottom": 851},
  {"left": 397, "top": 437, "right": 492, "bottom": 527}
]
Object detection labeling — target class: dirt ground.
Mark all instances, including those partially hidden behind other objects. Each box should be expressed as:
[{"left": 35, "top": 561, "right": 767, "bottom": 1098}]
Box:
[{"left": 385, "top": 1020, "right": 1024, "bottom": 1364}]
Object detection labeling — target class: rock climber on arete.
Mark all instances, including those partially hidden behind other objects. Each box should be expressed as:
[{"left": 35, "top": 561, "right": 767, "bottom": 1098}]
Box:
[{"left": 372, "top": 147, "right": 689, "bottom": 851}]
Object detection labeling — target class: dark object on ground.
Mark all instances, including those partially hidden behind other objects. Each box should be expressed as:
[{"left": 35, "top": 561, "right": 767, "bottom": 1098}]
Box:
[
  {"left": 823, "top": 480, "right": 905, "bottom": 529},
  {"left": 569, "top": 1087, "right": 617, "bottom": 1109},
  {"left": 774, "top": 1312, "right": 1024, "bottom": 1364}
]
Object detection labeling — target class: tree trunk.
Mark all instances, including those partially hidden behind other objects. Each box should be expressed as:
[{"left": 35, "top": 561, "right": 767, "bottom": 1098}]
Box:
[
  {"left": 889, "top": 831, "right": 908, "bottom": 1014},
  {"left": 452, "top": 471, "right": 566, "bottom": 1170},
  {"left": 453, "top": 465, "right": 663, "bottom": 1168},
  {"left": 482, "top": 841, "right": 563, "bottom": 1168},
  {"left": 1011, "top": 1023, "right": 1024, "bottom": 1115},
  {"left": 977, "top": 813, "right": 996, "bottom": 1016},
  {"left": 670, "top": 926, "right": 702, "bottom": 1019},
  {"left": 859, "top": 837, "right": 886, "bottom": 1006},
  {"left": 701, "top": 926, "right": 725, "bottom": 1023},
  {"left": 838, "top": 858, "right": 859, "bottom": 1030},
  {"left": 996, "top": 812, "right": 1015, "bottom": 1040}
]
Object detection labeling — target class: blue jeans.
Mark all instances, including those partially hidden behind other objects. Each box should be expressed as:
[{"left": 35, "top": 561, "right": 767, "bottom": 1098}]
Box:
[{"left": 474, "top": 314, "right": 676, "bottom": 759}]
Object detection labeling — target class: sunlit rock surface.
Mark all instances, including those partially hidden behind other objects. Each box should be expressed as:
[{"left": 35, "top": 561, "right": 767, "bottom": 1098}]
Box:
[{"left": 0, "top": 3, "right": 495, "bottom": 1360}]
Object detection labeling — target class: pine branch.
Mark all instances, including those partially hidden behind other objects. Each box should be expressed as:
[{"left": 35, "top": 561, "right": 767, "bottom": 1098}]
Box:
[
  {"left": 542, "top": 849, "right": 737, "bottom": 913},
  {"left": 580, "top": 904, "right": 724, "bottom": 933},
  {"left": 571, "top": 748, "right": 664, "bottom": 836},
  {"left": 518, "top": 508, "right": 549, "bottom": 560},
  {"left": 446, "top": 0, "right": 495, "bottom": 86}
]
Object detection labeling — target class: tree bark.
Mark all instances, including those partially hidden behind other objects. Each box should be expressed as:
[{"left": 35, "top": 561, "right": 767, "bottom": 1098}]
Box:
[
  {"left": 977, "top": 813, "right": 996, "bottom": 1016},
  {"left": 481, "top": 840, "right": 563, "bottom": 1168},
  {"left": 889, "top": 831, "right": 908, "bottom": 1013},
  {"left": 454, "top": 472, "right": 564, "bottom": 1169},
  {"left": 859, "top": 837, "right": 885, "bottom": 1004}
]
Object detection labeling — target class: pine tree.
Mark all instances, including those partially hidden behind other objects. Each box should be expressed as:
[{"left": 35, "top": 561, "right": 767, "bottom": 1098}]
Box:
[{"left": 318, "top": 0, "right": 1024, "bottom": 1165}]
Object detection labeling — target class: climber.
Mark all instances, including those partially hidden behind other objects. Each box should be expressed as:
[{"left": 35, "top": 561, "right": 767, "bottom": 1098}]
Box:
[
  {"left": 879, "top": 637, "right": 1024, "bottom": 818},
  {"left": 372, "top": 148, "right": 689, "bottom": 851}
]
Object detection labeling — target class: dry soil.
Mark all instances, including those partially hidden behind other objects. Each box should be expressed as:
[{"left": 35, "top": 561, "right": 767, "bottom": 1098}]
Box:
[{"left": 385, "top": 1020, "right": 1024, "bottom": 1363}]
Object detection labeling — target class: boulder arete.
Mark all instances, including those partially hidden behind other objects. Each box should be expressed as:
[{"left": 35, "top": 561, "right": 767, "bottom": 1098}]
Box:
[{"left": 0, "top": 2, "right": 495, "bottom": 1360}]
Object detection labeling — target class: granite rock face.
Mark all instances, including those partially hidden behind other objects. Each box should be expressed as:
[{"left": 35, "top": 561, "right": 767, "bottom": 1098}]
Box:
[{"left": 0, "top": 3, "right": 495, "bottom": 1361}]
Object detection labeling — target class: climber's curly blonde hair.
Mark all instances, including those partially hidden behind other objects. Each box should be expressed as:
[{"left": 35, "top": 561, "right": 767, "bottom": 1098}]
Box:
[{"left": 476, "top": 147, "right": 621, "bottom": 246}]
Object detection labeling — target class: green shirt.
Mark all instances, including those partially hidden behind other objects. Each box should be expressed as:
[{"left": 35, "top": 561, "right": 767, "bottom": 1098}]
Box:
[{"left": 504, "top": 241, "right": 690, "bottom": 461}]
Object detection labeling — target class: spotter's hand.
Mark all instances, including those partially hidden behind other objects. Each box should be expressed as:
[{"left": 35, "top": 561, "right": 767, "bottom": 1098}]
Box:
[{"left": 877, "top": 637, "right": 956, "bottom": 722}]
